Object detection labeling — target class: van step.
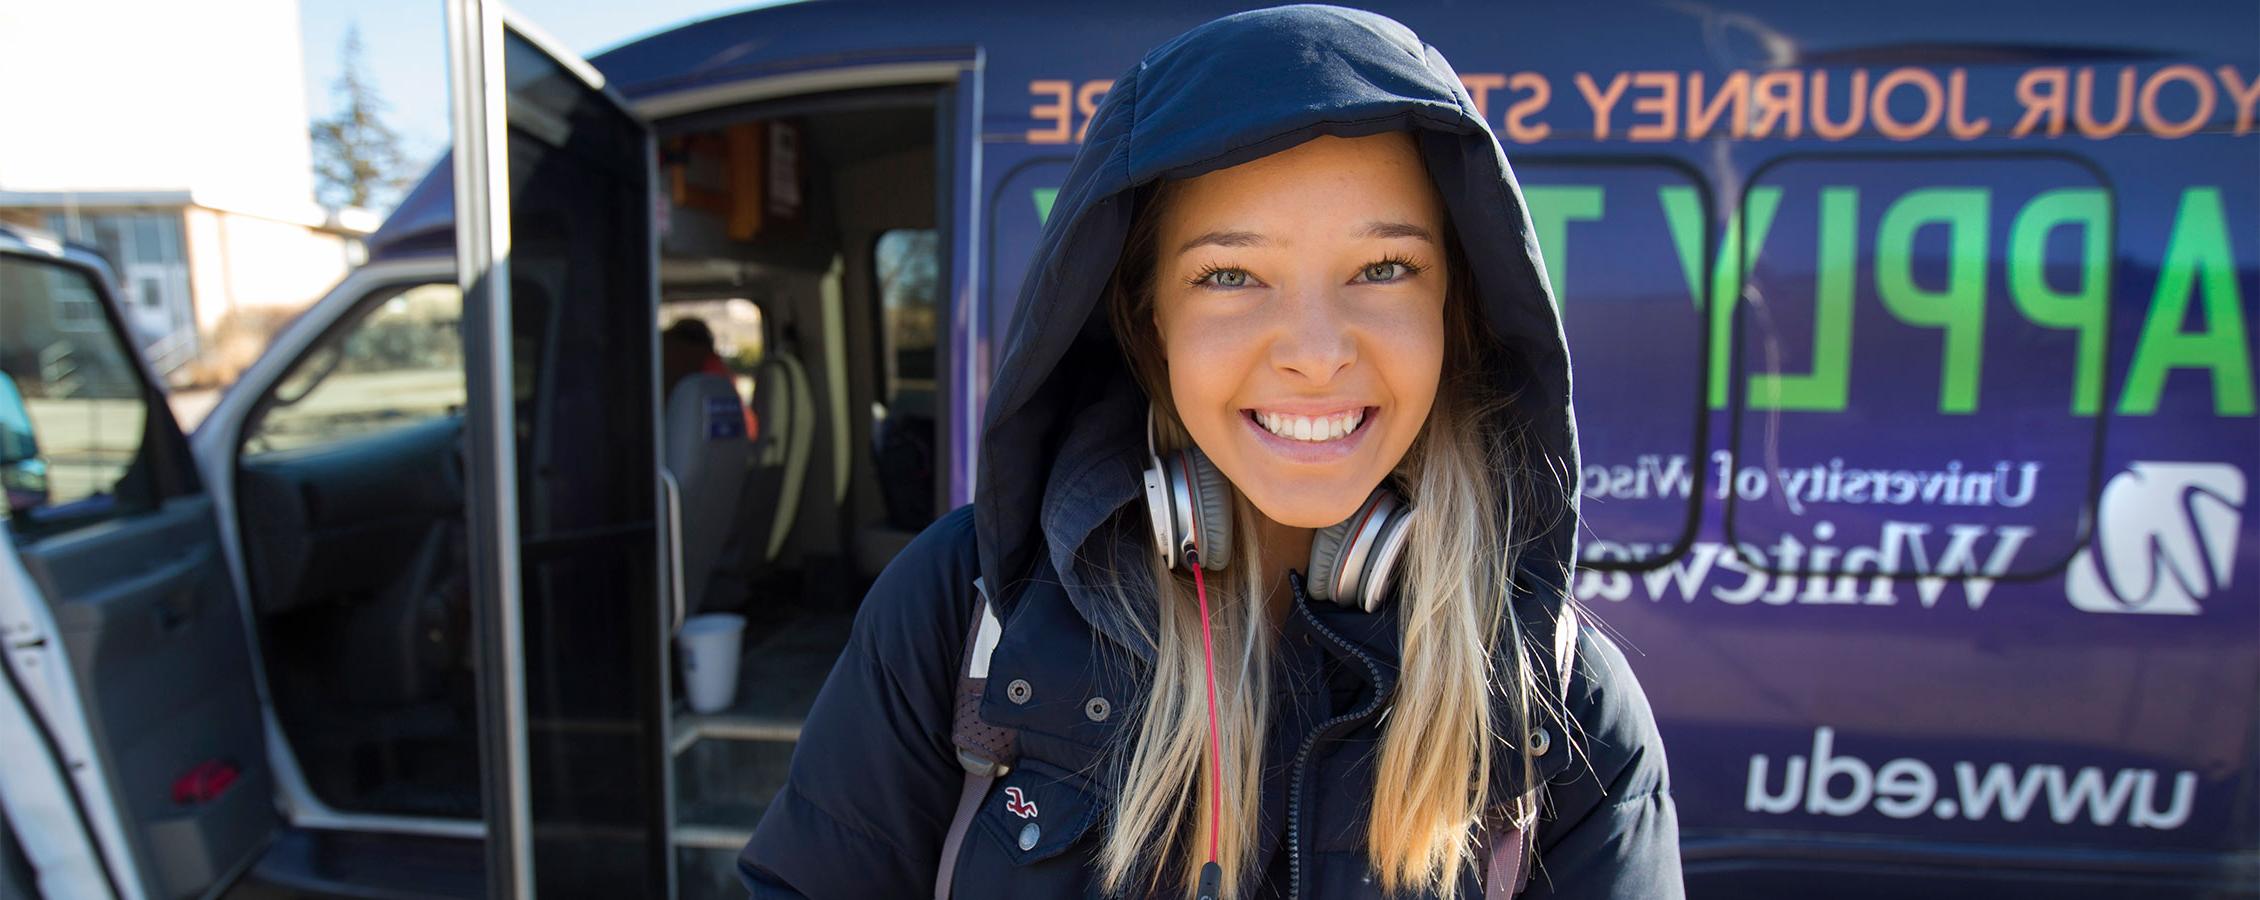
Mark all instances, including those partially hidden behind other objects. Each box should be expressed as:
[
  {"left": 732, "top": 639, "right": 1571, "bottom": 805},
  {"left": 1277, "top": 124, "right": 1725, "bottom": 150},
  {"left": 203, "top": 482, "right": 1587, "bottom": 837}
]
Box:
[
  {"left": 674, "top": 737, "right": 792, "bottom": 834},
  {"left": 674, "top": 822, "right": 757, "bottom": 850},
  {"left": 666, "top": 609, "right": 852, "bottom": 754},
  {"left": 671, "top": 712, "right": 801, "bottom": 755}
]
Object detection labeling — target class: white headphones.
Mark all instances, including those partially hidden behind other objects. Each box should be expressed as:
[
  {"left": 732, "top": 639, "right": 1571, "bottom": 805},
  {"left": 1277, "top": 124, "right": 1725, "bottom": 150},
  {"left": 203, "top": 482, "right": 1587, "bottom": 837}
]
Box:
[{"left": 1139, "top": 409, "right": 1414, "bottom": 612}]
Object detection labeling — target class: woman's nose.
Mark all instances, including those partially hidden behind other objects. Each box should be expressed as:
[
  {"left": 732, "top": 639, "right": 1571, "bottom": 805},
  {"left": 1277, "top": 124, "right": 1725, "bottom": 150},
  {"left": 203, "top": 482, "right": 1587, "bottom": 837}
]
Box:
[{"left": 1267, "top": 286, "right": 1356, "bottom": 385}]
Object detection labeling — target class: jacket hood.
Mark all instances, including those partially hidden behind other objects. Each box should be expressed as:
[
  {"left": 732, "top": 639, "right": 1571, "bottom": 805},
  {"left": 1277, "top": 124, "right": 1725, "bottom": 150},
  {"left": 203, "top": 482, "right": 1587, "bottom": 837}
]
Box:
[{"left": 975, "top": 4, "right": 1580, "bottom": 691}]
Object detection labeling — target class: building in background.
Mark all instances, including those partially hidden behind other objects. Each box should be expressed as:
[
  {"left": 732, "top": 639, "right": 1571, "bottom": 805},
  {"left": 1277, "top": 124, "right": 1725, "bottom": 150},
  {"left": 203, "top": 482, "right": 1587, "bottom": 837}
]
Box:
[{"left": 0, "top": 0, "right": 375, "bottom": 388}]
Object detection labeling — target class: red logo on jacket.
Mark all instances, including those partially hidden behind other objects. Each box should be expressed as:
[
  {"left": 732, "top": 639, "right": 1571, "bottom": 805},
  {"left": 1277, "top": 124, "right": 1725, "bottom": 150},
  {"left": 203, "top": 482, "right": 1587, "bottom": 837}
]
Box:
[{"left": 1003, "top": 786, "right": 1039, "bottom": 819}]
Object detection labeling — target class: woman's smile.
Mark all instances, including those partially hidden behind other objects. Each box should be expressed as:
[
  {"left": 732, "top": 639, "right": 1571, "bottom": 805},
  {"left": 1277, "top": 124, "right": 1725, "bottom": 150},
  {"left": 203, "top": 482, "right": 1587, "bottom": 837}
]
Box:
[{"left": 1239, "top": 405, "right": 1376, "bottom": 464}]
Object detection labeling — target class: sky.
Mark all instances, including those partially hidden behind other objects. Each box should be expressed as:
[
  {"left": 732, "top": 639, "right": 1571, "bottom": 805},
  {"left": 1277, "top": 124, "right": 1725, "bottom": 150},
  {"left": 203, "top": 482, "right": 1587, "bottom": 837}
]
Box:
[{"left": 298, "top": 0, "right": 786, "bottom": 209}]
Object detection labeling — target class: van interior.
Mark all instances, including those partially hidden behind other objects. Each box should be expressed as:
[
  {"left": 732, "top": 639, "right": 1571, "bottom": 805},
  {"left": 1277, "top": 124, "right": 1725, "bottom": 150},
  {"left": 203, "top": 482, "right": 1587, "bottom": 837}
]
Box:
[
  {"left": 225, "top": 85, "right": 951, "bottom": 898},
  {"left": 654, "top": 88, "right": 948, "bottom": 896}
]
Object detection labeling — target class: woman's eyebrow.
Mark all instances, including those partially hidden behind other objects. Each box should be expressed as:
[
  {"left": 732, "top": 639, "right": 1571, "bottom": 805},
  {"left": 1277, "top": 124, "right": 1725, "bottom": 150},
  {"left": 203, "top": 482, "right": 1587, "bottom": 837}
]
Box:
[
  {"left": 1174, "top": 221, "right": 1433, "bottom": 256},
  {"left": 1175, "top": 229, "right": 1265, "bottom": 256},
  {"left": 1361, "top": 220, "right": 1435, "bottom": 243}
]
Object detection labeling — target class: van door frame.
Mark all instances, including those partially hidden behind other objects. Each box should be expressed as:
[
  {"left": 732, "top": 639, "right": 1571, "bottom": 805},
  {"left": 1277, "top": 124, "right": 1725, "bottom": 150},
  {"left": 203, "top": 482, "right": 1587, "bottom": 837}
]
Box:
[
  {"left": 446, "top": 1, "right": 533, "bottom": 894},
  {"left": 630, "top": 52, "right": 978, "bottom": 885},
  {"left": 449, "top": 3, "right": 672, "bottom": 896},
  {"left": 188, "top": 256, "right": 481, "bottom": 842}
]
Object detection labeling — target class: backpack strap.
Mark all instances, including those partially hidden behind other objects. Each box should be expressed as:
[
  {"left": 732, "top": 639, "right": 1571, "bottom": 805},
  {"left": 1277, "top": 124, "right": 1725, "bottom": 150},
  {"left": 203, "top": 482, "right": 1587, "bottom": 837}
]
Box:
[
  {"left": 1485, "top": 604, "right": 1581, "bottom": 898},
  {"left": 935, "top": 577, "right": 1016, "bottom": 900},
  {"left": 1485, "top": 823, "right": 1530, "bottom": 900}
]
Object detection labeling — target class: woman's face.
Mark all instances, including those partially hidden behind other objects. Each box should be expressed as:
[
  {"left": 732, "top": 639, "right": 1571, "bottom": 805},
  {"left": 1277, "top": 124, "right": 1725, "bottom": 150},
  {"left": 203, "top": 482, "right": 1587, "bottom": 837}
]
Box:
[{"left": 1152, "top": 132, "right": 1448, "bottom": 530}]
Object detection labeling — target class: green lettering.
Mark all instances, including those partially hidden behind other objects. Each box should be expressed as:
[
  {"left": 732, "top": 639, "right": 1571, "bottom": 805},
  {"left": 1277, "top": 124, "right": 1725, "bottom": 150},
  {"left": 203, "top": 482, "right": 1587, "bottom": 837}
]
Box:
[
  {"left": 2008, "top": 189, "right": 2111, "bottom": 415},
  {"left": 1523, "top": 186, "right": 1605, "bottom": 305},
  {"left": 2120, "top": 187, "right": 2255, "bottom": 416},
  {"left": 1661, "top": 186, "right": 1782, "bottom": 409},
  {"left": 1877, "top": 187, "right": 1991, "bottom": 414},
  {"left": 1749, "top": 187, "right": 1857, "bottom": 412}
]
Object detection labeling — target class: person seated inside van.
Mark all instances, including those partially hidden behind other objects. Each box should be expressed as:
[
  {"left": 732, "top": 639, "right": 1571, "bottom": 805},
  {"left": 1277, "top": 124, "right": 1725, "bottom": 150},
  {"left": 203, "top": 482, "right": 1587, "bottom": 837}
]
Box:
[{"left": 663, "top": 317, "right": 757, "bottom": 441}]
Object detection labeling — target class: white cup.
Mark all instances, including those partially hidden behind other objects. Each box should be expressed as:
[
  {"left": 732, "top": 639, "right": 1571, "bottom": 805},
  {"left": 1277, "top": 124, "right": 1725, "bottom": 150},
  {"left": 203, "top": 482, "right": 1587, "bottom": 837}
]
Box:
[{"left": 677, "top": 613, "right": 747, "bottom": 714}]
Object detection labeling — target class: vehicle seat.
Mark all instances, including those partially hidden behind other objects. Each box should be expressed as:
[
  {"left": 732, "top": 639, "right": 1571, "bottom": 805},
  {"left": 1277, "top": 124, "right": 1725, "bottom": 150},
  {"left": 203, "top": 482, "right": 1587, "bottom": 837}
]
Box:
[
  {"left": 663, "top": 373, "right": 751, "bottom": 616},
  {"left": 735, "top": 348, "right": 814, "bottom": 571}
]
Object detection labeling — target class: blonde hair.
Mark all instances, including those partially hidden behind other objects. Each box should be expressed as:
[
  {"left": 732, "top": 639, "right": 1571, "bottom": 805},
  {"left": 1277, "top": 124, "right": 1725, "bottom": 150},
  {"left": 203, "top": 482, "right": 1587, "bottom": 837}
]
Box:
[{"left": 1093, "top": 174, "right": 1555, "bottom": 899}]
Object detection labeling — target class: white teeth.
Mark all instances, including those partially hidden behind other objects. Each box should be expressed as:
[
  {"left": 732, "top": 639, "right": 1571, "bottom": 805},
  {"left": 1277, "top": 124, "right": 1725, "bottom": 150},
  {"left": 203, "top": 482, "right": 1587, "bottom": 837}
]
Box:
[{"left": 1254, "top": 408, "right": 1365, "bottom": 442}]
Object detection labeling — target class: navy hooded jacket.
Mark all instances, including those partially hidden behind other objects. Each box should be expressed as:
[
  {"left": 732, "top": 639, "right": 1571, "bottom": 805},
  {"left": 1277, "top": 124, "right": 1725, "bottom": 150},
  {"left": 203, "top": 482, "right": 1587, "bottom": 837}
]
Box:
[{"left": 739, "top": 6, "right": 1682, "bottom": 898}]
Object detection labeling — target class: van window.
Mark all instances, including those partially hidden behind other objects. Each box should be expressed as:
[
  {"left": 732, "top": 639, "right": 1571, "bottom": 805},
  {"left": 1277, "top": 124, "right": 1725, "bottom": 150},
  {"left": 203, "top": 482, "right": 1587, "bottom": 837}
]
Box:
[
  {"left": 874, "top": 229, "right": 938, "bottom": 404},
  {"left": 243, "top": 282, "right": 466, "bottom": 456},
  {"left": 873, "top": 228, "right": 939, "bottom": 528},
  {"left": 0, "top": 255, "right": 160, "bottom": 536},
  {"left": 986, "top": 158, "right": 1074, "bottom": 361},
  {"left": 1519, "top": 160, "right": 1714, "bottom": 570},
  {"left": 1728, "top": 154, "right": 2110, "bottom": 580}
]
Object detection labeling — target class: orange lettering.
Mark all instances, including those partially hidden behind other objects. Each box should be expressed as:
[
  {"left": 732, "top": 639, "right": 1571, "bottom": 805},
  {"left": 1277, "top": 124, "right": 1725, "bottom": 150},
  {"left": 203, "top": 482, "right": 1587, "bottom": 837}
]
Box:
[
  {"left": 1750, "top": 70, "right": 1804, "bottom": 139},
  {"left": 2013, "top": 67, "right": 2068, "bottom": 137},
  {"left": 1871, "top": 67, "right": 1943, "bottom": 141},
  {"left": 1028, "top": 80, "right": 1072, "bottom": 144},
  {"left": 1946, "top": 69, "right": 1990, "bottom": 139},
  {"left": 1687, "top": 71, "right": 1750, "bottom": 140},
  {"left": 1504, "top": 73, "right": 1553, "bottom": 143},
  {"left": 1810, "top": 69, "right": 1868, "bottom": 140},
  {"left": 2219, "top": 66, "right": 2260, "bottom": 135},
  {"left": 1575, "top": 72, "right": 1630, "bottom": 140},
  {"left": 1462, "top": 73, "right": 1507, "bottom": 121},
  {"left": 2073, "top": 66, "right": 2135, "bottom": 139},
  {"left": 1629, "top": 71, "right": 1680, "bottom": 141},
  {"left": 2138, "top": 65, "right": 2216, "bottom": 139}
]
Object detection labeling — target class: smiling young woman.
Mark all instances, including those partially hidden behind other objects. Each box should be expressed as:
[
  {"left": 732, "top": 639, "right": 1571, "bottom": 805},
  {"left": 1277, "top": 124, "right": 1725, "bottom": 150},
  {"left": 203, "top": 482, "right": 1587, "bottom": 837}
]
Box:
[
  {"left": 1100, "top": 129, "right": 1570, "bottom": 898},
  {"left": 738, "top": 7, "right": 1682, "bottom": 900},
  {"left": 1128, "top": 133, "right": 1451, "bottom": 589}
]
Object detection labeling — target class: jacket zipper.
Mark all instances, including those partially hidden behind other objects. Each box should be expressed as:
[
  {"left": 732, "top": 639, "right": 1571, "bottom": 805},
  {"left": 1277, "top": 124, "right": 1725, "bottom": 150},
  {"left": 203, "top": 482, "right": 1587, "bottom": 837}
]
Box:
[{"left": 1285, "top": 586, "right": 1390, "bottom": 900}]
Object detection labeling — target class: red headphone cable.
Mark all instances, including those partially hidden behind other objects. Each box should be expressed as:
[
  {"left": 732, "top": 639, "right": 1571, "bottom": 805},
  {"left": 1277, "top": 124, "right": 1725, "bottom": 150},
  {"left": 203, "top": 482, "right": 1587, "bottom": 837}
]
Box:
[{"left": 1185, "top": 548, "right": 1225, "bottom": 900}]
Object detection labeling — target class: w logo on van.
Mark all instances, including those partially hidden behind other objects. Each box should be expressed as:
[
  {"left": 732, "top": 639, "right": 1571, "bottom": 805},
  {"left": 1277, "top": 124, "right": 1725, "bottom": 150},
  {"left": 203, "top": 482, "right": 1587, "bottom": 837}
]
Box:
[{"left": 2066, "top": 462, "right": 2244, "bottom": 615}]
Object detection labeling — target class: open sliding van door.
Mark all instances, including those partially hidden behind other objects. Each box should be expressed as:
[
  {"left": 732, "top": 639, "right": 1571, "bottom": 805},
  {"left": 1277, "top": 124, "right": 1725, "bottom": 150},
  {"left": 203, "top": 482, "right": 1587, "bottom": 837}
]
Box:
[
  {"left": 0, "top": 232, "right": 274, "bottom": 900},
  {"left": 446, "top": 3, "right": 668, "bottom": 897}
]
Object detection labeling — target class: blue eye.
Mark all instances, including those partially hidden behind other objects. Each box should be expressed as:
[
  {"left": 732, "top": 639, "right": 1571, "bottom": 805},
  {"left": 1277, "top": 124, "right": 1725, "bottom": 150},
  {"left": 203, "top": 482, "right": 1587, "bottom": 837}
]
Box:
[
  {"left": 1359, "top": 258, "right": 1422, "bottom": 283},
  {"left": 1192, "top": 266, "right": 1250, "bottom": 289}
]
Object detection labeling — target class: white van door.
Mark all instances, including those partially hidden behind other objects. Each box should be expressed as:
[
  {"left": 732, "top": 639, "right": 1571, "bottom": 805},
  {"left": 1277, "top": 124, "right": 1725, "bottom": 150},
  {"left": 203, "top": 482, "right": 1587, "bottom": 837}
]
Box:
[
  {"left": 0, "top": 233, "right": 276, "bottom": 900},
  {"left": 446, "top": 3, "right": 668, "bottom": 897}
]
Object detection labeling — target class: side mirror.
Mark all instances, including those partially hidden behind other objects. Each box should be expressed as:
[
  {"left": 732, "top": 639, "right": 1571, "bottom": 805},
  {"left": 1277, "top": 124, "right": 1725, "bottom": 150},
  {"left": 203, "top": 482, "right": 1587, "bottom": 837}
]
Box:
[{"left": 0, "top": 371, "right": 50, "bottom": 518}]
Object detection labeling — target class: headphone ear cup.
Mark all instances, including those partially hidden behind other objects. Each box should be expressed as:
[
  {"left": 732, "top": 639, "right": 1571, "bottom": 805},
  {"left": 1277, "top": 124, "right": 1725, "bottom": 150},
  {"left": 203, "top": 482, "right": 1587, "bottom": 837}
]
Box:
[
  {"left": 1306, "top": 517, "right": 1356, "bottom": 604},
  {"left": 1182, "top": 444, "right": 1233, "bottom": 570},
  {"left": 1305, "top": 489, "right": 1412, "bottom": 611},
  {"left": 1141, "top": 450, "right": 1180, "bottom": 569},
  {"left": 1356, "top": 505, "right": 1414, "bottom": 612}
]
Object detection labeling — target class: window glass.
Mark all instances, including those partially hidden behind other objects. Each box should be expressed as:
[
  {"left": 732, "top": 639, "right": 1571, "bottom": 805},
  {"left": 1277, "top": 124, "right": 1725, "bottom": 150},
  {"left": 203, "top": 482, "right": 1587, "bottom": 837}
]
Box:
[
  {"left": 1729, "top": 155, "right": 2109, "bottom": 581},
  {"left": 873, "top": 227, "right": 938, "bottom": 529},
  {"left": 245, "top": 282, "right": 465, "bottom": 455},
  {"left": 875, "top": 228, "right": 939, "bottom": 398},
  {"left": 1518, "top": 161, "right": 1712, "bottom": 569},
  {"left": 493, "top": 26, "right": 664, "bottom": 892},
  {"left": 0, "top": 255, "right": 156, "bottom": 534},
  {"left": 130, "top": 216, "right": 167, "bottom": 263}
]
